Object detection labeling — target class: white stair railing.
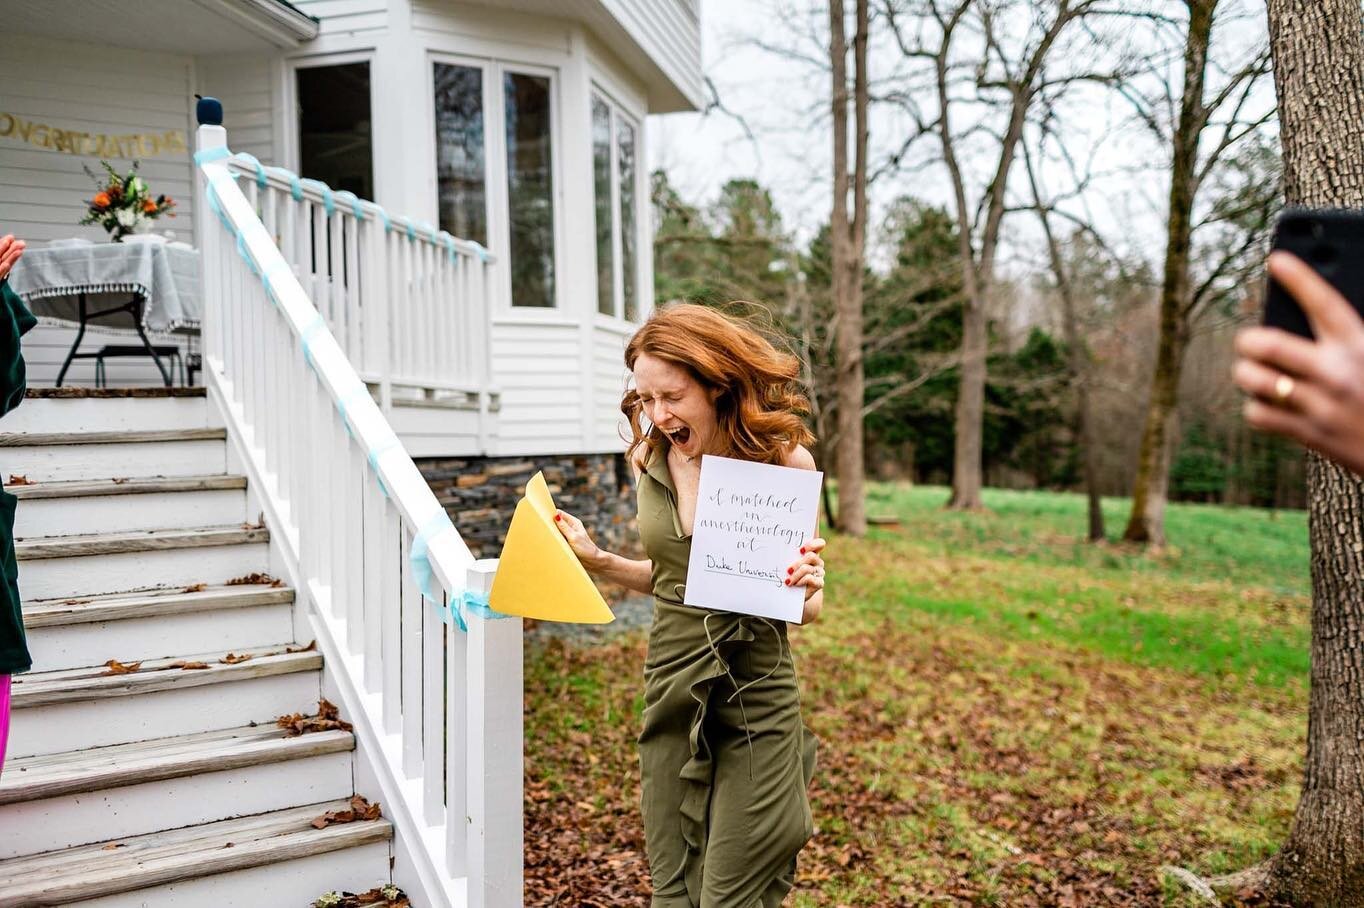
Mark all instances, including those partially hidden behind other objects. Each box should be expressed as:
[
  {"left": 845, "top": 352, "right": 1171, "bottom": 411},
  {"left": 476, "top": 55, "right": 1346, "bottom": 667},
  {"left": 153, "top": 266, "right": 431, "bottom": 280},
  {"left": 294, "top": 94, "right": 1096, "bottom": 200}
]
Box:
[
  {"left": 224, "top": 152, "right": 497, "bottom": 429},
  {"left": 193, "top": 120, "right": 522, "bottom": 908}
]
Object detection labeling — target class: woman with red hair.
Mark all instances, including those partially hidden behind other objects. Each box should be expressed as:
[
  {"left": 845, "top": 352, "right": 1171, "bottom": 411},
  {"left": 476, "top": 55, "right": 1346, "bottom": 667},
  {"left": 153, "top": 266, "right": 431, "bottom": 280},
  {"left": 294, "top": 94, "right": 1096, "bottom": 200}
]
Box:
[{"left": 555, "top": 303, "right": 825, "bottom": 906}]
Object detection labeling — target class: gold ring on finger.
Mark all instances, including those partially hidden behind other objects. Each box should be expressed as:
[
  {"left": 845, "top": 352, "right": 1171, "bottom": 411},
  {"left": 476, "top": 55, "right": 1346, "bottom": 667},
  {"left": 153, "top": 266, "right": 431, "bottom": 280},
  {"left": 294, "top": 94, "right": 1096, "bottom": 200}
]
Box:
[{"left": 1274, "top": 374, "right": 1295, "bottom": 403}]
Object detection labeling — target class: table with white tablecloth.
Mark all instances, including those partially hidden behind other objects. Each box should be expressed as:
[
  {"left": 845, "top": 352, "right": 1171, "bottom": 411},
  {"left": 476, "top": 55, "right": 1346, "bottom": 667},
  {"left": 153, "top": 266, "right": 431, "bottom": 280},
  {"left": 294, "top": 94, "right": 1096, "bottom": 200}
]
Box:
[{"left": 7, "top": 240, "right": 202, "bottom": 386}]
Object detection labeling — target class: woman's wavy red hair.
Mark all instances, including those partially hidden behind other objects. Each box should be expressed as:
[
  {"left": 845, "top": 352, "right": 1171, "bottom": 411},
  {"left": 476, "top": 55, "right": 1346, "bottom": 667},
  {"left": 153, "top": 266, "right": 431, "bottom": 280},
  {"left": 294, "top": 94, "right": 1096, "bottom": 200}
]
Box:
[{"left": 622, "top": 302, "right": 815, "bottom": 466}]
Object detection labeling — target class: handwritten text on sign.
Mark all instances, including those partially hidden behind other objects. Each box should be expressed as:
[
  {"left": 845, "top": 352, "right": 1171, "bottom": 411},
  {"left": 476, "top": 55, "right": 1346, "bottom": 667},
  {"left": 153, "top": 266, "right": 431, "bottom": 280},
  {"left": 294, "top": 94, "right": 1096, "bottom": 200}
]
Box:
[{"left": 684, "top": 455, "right": 823, "bottom": 623}]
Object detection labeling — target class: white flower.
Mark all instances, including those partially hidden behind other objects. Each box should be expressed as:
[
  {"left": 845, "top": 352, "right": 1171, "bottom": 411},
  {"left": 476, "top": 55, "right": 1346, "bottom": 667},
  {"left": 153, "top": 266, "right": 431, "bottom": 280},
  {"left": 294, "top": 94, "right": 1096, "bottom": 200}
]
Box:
[{"left": 116, "top": 208, "right": 136, "bottom": 228}]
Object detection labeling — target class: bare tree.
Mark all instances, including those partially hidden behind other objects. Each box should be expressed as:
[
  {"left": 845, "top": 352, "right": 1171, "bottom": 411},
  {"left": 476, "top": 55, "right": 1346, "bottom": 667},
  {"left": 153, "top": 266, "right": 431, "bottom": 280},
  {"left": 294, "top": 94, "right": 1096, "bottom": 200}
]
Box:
[
  {"left": 830, "top": 0, "right": 871, "bottom": 535},
  {"left": 1022, "top": 140, "right": 1106, "bottom": 539},
  {"left": 883, "top": 0, "right": 1120, "bottom": 510},
  {"left": 1120, "top": 0, "right": 1275, "bottom": 545},
  {"left": 1179, "top": 2, "right": 1364, "bottom": 902}
]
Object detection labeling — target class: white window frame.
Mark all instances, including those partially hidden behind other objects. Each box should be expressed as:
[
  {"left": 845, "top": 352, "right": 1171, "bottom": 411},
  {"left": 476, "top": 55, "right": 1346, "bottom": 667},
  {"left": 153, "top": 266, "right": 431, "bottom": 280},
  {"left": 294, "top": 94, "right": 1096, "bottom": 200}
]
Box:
[
  {"left": 589, "top": 80, "right": 647, "bottom": 327},
  {"left": 429, "top": 52, "right": 565, "bottom": 315}
]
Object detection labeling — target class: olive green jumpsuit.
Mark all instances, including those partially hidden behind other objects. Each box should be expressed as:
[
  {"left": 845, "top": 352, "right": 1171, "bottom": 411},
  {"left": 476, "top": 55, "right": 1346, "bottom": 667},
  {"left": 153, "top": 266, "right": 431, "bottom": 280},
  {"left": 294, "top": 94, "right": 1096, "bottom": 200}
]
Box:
[{"left": 636, "top": 442, "right": 818, "bottom": 907}]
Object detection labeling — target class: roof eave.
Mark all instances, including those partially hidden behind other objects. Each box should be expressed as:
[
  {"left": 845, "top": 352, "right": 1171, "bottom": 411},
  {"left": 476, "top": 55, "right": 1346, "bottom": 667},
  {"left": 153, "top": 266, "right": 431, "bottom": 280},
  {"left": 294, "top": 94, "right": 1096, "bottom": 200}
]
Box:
[{"left": 193, "top": 0, "right": 320, "bottom": 48}]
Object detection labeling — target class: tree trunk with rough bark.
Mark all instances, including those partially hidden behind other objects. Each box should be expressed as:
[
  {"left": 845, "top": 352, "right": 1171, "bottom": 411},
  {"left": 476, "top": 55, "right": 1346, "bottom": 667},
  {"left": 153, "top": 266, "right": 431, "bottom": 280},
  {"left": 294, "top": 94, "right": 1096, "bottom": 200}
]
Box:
[
  {"left": 1123, "top": 0, "right": 1215, "bottom": 545},
  {"left": 829, "top": 0, "right": 869, "bottom": 536},
  {"left": 1227, "top": 0, "right": 1364, "bottom": 902}
]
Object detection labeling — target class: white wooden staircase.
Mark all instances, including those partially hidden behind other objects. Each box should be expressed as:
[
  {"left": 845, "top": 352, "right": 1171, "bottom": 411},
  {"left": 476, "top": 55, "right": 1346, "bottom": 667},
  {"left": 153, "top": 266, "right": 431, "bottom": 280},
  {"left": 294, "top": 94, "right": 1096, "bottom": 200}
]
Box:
[{"left": 0, "top": 389, "right": 394, "bottom": 907}]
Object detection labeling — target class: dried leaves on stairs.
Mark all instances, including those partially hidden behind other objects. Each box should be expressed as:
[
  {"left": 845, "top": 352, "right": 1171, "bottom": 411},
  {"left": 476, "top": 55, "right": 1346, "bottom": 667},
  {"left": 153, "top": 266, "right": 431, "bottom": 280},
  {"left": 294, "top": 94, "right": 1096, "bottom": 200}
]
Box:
[
  {"left": 277, "top": 699, "right": 354, "bottom": 737},
  {"left": 311, "top": 795, "right": 382, "bottom": 829}
]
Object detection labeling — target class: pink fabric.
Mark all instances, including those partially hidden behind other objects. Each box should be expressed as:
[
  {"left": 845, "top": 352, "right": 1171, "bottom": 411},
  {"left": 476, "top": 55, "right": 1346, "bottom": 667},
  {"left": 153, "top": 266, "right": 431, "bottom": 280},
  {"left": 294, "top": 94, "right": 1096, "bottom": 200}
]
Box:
[{"left": 0, "top": 675, "right": 10, "bottom": 776}]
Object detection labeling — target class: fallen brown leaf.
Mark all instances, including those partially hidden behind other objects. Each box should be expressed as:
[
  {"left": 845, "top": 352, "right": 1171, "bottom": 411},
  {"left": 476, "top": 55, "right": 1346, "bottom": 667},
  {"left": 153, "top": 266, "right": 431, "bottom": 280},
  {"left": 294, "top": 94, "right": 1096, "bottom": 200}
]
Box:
[
  {"left": 310, "top": 795, "right": 381, "bottom": 829},
  {"left": 220, "top": 652, "right": 254, "bottom": 665},
  {"left": 168, "top": 661, "right": 210, "bottom": 670},
  {"left": 101, "top": 843, "right": 124, "bottom": 851},
  {"left": 7, "top": 475, "right": 31, "bottom": 486},
  {"left": 286, "top": 640, "right": 317, "bottom": 654},
  {"left": 103, "top": 659, "right": 143, "bottom": 675},
  {"left": 277, "top": 698, "right": 353, "bottom": 737},
  {"left": 227, "top": 572, "right": 279, "bottom": 586},
  {"left": 182, "top": 583, "right": 207, "bottom": 593}
]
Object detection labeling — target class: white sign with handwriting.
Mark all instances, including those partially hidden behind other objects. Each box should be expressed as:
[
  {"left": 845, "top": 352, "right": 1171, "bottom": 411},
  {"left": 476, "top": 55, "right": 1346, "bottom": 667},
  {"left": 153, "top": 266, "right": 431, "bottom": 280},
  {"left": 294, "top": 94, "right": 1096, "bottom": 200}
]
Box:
[{"left": 683, "top": 454, "right": 823, "bottom": 622}]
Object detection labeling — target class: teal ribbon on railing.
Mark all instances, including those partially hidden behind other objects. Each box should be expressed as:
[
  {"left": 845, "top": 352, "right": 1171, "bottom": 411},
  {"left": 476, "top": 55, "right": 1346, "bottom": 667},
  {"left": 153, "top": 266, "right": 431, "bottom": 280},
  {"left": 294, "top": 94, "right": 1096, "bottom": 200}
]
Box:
[
  {"left": 193, "top": 146, "right": 231, "bottom": 165},
  {"left": 376, "top": 205, "right": 392, "bottom": 234},
  {"left": 235, "top": 231, "right": 259, "bottom": 276},
  {"left": 299, "top": 312, "right": 326, "bottom": 369},
  {"left": 366, "top": 435, "right": 402, "bottom": 499},
  {"left": 300, "top": 178, "right": 335, "bottom": 217},
  {"left": 411, "top": 511, "right": 453, "bottom": 606},
  {"left": 262, "top": 260, "right": 292, "bottom": 307},
  {"left": 269, "top": 166, "right": 303, "bottom": 201},
  {"left": 334, "top": 190, "right": 366, "bottom": 221},
  {"left": 235, "top": 152, "right": 269, "bottom": 188},
  {"left": 441, "top": 234, "right": 456, "bottom": 261},
  {"left": 468, "top": 241, "right": 493, "bottom": 264},
  {"left": 404, "top": 220, "right": 416, "bottom": 241},
  {"left": 334, "top": 383, "right": 371, "bottom": 441}
]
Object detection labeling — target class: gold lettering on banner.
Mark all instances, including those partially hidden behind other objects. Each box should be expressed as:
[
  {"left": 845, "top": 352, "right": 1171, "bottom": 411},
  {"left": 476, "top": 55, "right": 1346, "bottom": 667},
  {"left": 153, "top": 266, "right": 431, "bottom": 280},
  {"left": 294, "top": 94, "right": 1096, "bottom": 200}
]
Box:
[{"left": 0, "top": 112, "right": 188, "bottom": 159}]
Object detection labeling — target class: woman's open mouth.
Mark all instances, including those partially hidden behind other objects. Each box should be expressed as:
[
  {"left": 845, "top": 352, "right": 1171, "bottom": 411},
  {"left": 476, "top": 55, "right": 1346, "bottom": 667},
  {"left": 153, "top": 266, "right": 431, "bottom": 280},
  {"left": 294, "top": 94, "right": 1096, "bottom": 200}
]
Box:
[{"left": 663, "top": 425, "right": 692, "bottom": 447}]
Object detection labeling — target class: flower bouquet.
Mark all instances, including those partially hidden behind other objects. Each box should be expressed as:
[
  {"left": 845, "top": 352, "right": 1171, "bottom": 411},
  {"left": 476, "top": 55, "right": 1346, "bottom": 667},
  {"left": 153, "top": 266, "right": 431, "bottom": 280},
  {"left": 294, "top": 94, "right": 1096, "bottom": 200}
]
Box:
[{"left": 80, "top": 161, "right": 176, "bottom": 242}]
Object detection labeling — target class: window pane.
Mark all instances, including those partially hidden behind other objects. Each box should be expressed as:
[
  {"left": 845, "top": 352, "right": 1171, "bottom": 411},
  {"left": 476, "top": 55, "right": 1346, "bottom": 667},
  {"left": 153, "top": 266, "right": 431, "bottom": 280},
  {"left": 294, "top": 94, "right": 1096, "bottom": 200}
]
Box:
[
  {"left": 504, "top": 72, "right": 555, "bottom": 308},
  {"left": 297, "top": 63, "right": 373, "bottom": 199},
  {"left": 618, "top": 117, "right": 638, "bottom": 321},
  {"left": 591, "top": 96, "right": 614, "bottom": 316},
  {"left": 433, "top": 63, "right": 487, "bottom": 246}
]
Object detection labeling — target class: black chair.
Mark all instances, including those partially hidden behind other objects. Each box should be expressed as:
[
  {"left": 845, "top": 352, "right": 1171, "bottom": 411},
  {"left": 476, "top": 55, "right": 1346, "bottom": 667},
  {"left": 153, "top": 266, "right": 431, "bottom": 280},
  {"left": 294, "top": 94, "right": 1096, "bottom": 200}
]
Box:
[{"left": 94, "top": 345, "right": 184, "bottom": 388}]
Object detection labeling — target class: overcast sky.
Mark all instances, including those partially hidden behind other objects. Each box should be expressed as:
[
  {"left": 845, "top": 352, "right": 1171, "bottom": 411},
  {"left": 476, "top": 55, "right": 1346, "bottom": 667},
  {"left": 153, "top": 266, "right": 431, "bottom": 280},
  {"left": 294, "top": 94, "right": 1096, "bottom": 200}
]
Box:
[{"left": 646, "top": 0, "right": 1277, "bottom": 279}]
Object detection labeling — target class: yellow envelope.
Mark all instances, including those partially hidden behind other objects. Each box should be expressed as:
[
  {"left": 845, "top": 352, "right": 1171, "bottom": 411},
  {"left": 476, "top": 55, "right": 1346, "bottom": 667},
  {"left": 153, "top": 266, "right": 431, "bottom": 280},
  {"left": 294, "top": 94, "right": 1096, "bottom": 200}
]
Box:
[{"left": 488, "top": 472, "right": 615, "bottom": 624}]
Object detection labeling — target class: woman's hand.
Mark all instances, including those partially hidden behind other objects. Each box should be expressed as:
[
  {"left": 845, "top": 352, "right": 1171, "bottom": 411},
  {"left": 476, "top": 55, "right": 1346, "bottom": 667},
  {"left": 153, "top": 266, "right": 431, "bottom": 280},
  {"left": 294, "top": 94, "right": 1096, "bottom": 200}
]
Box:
[
  {"left": 1234, "top": 251, "right": 1364, "bottom": 476},
  {"left": 800, "top": 590, "right": 823, "bottom": 625},
  {"left": 0, "top": 236, "right": 25, "bottom": 283},
  {"left": 787, "top": 536, "right": 826, "bottom": 623},
  {"left": 554, "top": 509, "right": 604, "bottom": 572}
]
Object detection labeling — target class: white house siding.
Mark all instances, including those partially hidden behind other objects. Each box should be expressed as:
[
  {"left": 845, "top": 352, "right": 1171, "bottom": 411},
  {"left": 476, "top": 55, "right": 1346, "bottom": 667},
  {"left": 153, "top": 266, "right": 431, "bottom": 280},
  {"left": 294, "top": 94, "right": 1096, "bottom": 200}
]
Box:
[
  {"left": 196, "top": 56, "right": 279, "bottom": 166},
  {"left": 489, "top": 321, "right": 583, "bottom": 455},
  {"left": 412, "top": 1, "right": 574, "bottom": 53},
  {"left": 593, "top": 324, "right": 630, "bottom": 451},
  {"left": 600, "top": 0, "right": 702, "bottom": 110},
  {"left": 0, "top": 34, "right": 198, "bottom": 387},
  {"left": 288, "top": 0, "right": 389, "bottom": 36}
]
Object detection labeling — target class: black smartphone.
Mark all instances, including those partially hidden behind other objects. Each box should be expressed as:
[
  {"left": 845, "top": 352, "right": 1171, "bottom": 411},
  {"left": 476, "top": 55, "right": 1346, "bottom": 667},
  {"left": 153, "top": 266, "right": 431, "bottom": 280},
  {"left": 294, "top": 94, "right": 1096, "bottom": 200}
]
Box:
[{"left": 1264, "top": 208, "right": 1364, "bottom": 339}]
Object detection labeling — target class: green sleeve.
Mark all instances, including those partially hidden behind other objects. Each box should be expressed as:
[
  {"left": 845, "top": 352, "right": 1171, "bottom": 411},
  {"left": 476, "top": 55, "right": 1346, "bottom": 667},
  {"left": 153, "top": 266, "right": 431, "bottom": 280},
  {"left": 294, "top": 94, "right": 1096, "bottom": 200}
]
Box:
[{"left": 0, "top": 280, "right": 36, "bottom": 418}]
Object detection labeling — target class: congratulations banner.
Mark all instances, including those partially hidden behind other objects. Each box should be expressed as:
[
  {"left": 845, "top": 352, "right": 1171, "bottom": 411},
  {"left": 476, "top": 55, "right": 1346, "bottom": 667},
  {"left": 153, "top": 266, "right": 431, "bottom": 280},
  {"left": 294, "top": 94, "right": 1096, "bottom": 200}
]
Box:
[{"left": 0, "top": 112, "right": 188, "bottom": 159}]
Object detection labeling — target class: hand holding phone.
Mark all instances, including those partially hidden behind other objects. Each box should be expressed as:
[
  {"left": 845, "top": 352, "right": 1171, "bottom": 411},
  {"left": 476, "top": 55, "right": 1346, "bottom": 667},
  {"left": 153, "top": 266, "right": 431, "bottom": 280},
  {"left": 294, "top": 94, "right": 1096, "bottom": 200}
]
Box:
[{"left": 1235, "top": 246, "right": 1364, "bottom": 476}]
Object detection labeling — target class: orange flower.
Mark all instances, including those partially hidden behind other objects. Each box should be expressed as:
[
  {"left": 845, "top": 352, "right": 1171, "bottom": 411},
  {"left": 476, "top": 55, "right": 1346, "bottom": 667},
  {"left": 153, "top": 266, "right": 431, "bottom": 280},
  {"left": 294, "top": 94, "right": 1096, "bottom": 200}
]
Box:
[
  {"left": 143, "top": 199, "right": 157, "bottom": 213},
  {"left": 93, "top": 192, "right": 111, "bottom": 209}
]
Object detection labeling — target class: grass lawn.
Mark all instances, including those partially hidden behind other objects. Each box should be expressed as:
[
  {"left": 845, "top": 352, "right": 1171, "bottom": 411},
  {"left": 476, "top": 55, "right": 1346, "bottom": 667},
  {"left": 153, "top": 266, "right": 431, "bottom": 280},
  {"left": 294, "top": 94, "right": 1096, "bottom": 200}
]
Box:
[{"left": 523, "top": 485, "right": 1310, "bottom": 906}]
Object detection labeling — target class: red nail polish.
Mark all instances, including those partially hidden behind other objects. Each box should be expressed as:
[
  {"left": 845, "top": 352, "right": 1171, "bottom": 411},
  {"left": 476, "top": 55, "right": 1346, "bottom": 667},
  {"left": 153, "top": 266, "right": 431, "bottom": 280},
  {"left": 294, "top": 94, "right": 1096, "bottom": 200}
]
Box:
[
  {"left": 800, "top": 547, "right": 806, "bottom": 554},
  {"left": 787, "top": 567, "right": 793, "bottom": 575},
  {"left": 554, "top": 514, "right": 561, "bottom": 521},
  {"left": 784, "top": 579, "right": 790, "bottom": 586}
]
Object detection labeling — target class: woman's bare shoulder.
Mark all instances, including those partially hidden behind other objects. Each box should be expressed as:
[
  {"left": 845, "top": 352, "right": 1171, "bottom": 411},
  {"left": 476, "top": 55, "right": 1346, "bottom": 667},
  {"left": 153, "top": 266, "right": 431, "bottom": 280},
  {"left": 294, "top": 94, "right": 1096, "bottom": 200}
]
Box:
[{"left": 783, "top": 443, "right": 817, "bottom": 471}]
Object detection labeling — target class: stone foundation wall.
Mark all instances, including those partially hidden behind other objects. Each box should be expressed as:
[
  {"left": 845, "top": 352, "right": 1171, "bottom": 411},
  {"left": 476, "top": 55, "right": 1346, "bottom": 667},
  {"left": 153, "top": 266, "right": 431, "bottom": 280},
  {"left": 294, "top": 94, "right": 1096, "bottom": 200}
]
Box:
[{"left": 416, "top": 452, "right": 641, "bottom": 561}]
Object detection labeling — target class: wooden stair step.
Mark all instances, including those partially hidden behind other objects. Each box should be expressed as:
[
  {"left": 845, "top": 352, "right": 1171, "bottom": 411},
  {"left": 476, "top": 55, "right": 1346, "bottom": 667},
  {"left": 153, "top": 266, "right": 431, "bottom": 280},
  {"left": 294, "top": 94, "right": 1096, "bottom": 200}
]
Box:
[
  {"left": 0, "top": 427, "right": 225, "bottom": 447},
  {"left": 11, "top": 644, "right": 322, "bottom": 709},
  {"left": 23, "top": 583, "right": 293, "bottom": 630},
  {"left": 0, "top": 800, "right": 392, "bottom": 907},
  {"left": 8, "top": 474, "right": 245, "bottom": 501},
  {"left": 16, "top": 525, "right": 268, "bottom": 560},
  {"left": 0, "top": 723, "right": 353, "bottom": 806},
  {"left": 24, "top": 387, "right": 207, "bottom": 400}
]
